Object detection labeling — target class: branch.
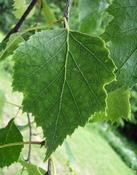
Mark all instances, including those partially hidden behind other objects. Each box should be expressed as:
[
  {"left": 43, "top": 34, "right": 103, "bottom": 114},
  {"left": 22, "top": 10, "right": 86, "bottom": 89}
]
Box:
[
  {"left": 3, "top": 0, "right": 37, "bottom": 42},
  {"left": 64, "top": 0, "right": 72, "bottom": 21}
]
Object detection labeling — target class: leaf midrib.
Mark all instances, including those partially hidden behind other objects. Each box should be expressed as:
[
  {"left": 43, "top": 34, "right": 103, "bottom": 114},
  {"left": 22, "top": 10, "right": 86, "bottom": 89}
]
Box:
[{"left": 47, "top": 29, "right": 70, "bottom": 157}]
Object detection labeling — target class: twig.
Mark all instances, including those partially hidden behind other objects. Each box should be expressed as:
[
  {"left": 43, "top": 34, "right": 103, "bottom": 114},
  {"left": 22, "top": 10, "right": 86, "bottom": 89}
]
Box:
[
  {"left": 64, "top": 0, "right": 72, "bottom": 21},
  {"left": 47, "top": 158, "right": 52, "bottom": 175},
  {"left": 3, "top": 0, "right": 37, "bottom": 41},
  {"left": 15, "top": 107, "right": 21, "bottom": 118},
  {"left": 26, "top": 113, "right": 32, "bottom": 163},
  {"left": 6, "top": 101, "right": 22, "bottom": 108}
]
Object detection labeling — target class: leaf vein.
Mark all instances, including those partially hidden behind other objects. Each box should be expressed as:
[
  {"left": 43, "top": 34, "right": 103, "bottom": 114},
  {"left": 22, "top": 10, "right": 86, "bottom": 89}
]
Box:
[
  {"left": 70, "top": 33, "right": 111, "bottom": 74},
  {"left": 66, "top": 81, "right": 82, "bottom": 124}
]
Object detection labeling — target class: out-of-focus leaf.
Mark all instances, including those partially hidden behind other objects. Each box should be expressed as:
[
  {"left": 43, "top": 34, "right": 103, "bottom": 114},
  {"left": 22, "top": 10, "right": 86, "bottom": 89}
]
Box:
[
  {"left": 19, "top": 159, "right": 45, "bottom": 175},
  {"left": 41, "top": 0, "right": 56, "bottom": 24},
  {"left": 13, "top": 0, "right": 27, "bottom": 18},
  {"left": 13, "top": 0, "right": 35, "bottom": 19},
  {"left": 92, "top": 89, "right": 131, "bottom": 122},
  {"left": 0, "top": 33, "right": 24, "bottom": 61},
  {"left": 102, "top": 0, "right": 137, "bottom": 89},
  {"left": 79, "top": 0, "right": 113, "bottom": 36},
  {"left": 0, "top": 90, "right": 5, "bottom": 118}
]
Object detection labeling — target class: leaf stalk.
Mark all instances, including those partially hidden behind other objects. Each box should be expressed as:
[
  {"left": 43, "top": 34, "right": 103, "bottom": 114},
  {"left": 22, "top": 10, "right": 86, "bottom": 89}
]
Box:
[{"left": 0, "top": 140, "right": 45, "bottom": 149}]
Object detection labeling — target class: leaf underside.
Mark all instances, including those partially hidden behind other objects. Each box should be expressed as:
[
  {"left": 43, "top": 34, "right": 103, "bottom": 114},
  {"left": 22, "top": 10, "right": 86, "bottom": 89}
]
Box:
[
  {"left": 0, "top": 119, "right": 23, "bottom": 168},
  {"left": 13, "top": 29, "right": 115, "bottom": 159},
  {"left": 92, "top": 88, "right": 131, "bottom": 122}
]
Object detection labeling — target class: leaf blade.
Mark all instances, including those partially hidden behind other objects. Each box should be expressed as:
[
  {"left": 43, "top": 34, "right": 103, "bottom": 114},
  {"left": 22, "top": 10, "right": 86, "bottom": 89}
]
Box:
[
  {"left": 0, "top": 119, "right": 23, "bottom": 168},
  {"left": 12, "top": 29, "right": 115, "bottom": 159}
]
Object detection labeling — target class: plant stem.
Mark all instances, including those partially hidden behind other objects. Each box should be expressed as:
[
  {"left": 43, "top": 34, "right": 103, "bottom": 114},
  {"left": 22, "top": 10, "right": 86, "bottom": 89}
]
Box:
[
  {"left": 3, "top": 0, "right": 37, "bottom": 41},
  {"left": 0, "top": 140, "right": 45, "bottom": 149},
  {"left": 21, "top": 18, "right": 63, "bottom": 34},
  {"left": 64, "top": 0, "right": 72, "bottom": 21}
]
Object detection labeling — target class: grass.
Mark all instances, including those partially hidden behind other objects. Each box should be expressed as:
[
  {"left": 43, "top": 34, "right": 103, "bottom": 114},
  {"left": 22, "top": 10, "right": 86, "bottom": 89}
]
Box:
[{"left": 53, "top": 124, "right": 135, "bottom": 175}]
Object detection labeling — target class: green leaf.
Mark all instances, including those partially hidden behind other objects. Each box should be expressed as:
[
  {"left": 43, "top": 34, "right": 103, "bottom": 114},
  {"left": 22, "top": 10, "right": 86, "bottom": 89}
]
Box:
[
  {"left": 13, "top": 0, "right": 27, "bottom": 18},
  {"left": 92, "top": 89, "right": 131, "bottom": 122},
  {"left": 102, "top": 0, "right": 137, "bottom": 89},
  {"left": 12, "top": 29, "right": 115, "bottom": 159},
  {"left": 19, "top": 159, "right": 45, "bottom": 175},
  {"left": 106, "top": 89, "right": 131, "bottom": 121},
  {"left": 79, "top": 0, "right": 113, "bottom": 36},
  {"left": 0, "top": 33, "right": 24, "bottom": 61},
  {"left": 0, "top": 119, "right": 23, "bottom": 168},
  {"left": 0, "top": 90, "right": 5, "bottom": 118},
  {"left": 41, "top": 0, "right": 56, "bottom": 24}
]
